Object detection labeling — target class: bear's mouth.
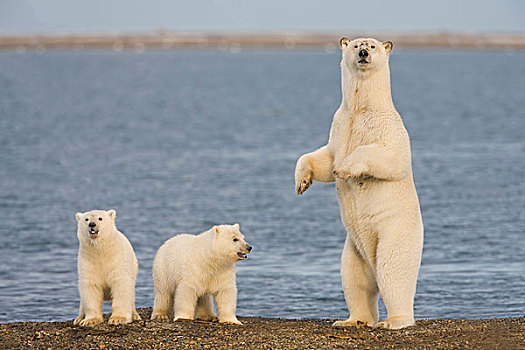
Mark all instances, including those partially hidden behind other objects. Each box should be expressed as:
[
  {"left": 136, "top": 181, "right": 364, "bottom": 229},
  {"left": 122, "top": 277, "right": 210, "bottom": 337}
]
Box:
[
  {"left": 237, "top": 252, "right": 247, "bottom": 260},
  {"left": 89, "top": 228, "right": 99, "bottom": 236},
  {"left": 358, "top": 59, "right": 369, "bottom": 64}
]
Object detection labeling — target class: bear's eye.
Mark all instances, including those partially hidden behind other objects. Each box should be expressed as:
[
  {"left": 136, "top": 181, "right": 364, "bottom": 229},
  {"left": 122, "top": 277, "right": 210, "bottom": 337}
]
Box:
[
  {"left": 354, "top": 45, "right": 358, "bottom": 48},
  {"left": 233, "top": 238, "right": 239, "bottom": 242},
  {"left": 371, "top": 45, "right": 375, "bottom": 49},
  {"left": 85, "top": 218, "right": 89, "bottom": 222},
  {"left": 98, "top": 217, "right": 102, "bottom": 221}
]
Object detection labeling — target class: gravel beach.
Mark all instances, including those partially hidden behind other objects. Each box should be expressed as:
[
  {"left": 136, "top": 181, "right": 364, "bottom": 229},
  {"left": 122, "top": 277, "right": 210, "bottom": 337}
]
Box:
[{"left": 1, "top": 308, "right": 523, "bottom": 349}]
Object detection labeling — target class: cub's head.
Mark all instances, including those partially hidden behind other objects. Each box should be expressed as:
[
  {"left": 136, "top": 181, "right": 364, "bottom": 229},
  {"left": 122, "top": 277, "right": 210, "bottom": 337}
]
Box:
[
  {"left": 212, "top": 223, "right": 252, "bottom": 262},
  {"left": 75, "top": 209, "right": 117, "bottom": 241},
  {"left": 340, "top": 37, "right": 393, "bottom": 72}
]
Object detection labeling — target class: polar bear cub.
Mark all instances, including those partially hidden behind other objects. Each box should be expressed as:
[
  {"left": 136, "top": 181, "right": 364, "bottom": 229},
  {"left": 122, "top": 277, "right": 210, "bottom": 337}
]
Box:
[
  {"left": 73, "top": 209, "right": 141, "bottom": 326},
  {"left": 151, "top": 224, "right": 252, "bottom": 325}
]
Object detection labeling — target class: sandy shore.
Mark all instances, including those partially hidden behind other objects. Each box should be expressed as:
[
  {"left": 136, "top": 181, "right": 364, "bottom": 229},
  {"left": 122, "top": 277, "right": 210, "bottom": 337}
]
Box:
[
  {"left": 1, "top": 31, "right": 525, "bottom": 51},
  {"left": 1, "top": 308, "right": 523, "bottom": 349}
]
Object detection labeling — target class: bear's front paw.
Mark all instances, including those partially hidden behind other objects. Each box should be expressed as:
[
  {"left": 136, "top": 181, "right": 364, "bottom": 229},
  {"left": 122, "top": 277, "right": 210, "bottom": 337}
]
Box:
[
  {"left": 333, "top": 166, "right": 350, "bottom": 180},
  {"left": 334, "top": 162, "right": 369, "bottom": 179},
  {"left": 78, "top": 317, "right": 103, "bottom": 327},
  {"left": 73, "top": 316, "right": 84, "bottom": 325},
  {"left": 348, "top": 162, "right": 369, "bottom": 178},
  {"left": 108, "top": 315, "right": 132, "bottom": 325},
  {"left": 295, "top": 168, "right": 312, "bottom": 195}
]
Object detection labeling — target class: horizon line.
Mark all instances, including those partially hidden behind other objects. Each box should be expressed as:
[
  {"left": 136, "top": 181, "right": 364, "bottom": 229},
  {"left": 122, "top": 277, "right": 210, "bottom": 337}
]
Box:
[{"left": 1, "top": 31, "right": 525, "bottom": 51}]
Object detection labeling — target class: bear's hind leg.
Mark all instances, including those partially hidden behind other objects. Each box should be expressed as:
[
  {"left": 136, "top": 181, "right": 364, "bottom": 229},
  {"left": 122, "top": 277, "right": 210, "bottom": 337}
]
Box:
[
  {"left": 375, "top": 226, "right": 422, "bottom": 330},
  {"left": 151, "top": 293, "right": 173, "bottom": 321},
  {"left": 195, "top": 294, "right": 216, "bottom": 320},
  {"left": 334, "top": 238, "right": 379, "bottom": 327},
  {"left": 151, "top": 278, "right": 173, "bottom": 321}
]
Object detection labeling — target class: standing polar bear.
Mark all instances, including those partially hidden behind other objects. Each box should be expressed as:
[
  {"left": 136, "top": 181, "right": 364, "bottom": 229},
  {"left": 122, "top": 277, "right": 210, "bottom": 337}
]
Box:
[
  {"left": 74, "top": 209, "right": 141, "bottom": 326},
  {"left": 295, "top": 38, "right": 424, "bottom": 329},
  {"left": 151, "top": 224, "right": 252, "bottom": 325}
]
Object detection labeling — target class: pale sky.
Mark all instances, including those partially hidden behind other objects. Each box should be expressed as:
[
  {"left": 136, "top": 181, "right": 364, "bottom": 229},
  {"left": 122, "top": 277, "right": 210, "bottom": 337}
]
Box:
[{"left": 1, "top": 0, "right": 524, "bottom": 34}]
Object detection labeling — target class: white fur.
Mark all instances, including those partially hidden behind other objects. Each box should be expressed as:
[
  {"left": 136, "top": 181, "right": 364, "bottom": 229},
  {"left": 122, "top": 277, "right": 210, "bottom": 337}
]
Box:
[
  {"left": 73, "top": 209, "right": 141, "bottom": 326},
  {"left": 295, "top": 38, "right": 424, "bottom": 330},
  {"left": 151, "top": 223, "right": 251, "bottom": 325}
]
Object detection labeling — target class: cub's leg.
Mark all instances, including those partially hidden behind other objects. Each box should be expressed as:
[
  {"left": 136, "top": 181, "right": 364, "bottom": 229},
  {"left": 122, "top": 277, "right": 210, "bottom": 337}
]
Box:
[
  {"left": 195, "top": 294, "right": 216, "bottom": 320},
  {"left": 214, "top": 287, "right": 241, "bottom": 324},
  {"left": 131, "top": 295, "right": 141, "bottom": 321},
  {"left": 334, "top": 238, "right": 379, "bottom": 327},
  {"left": 173, "top": 285, "right": 198, "bottom": 321},
  {"left": 77, "top": 280, "right": 104, "bottom": 326},
  {"left": 108, "top": 281, "right": 134, "bottom": 325},
  {"left": 151, "top": 275, "right": 174, "bottom": 321},
  {"left": 295, "top": 145, "right": 335, "bottom": 194},
  {"left": 375, "top": 225, "right": 422, "bottom": 329},
  {"left": 73, "top": 303, "right": 85, "bottom": 325}
]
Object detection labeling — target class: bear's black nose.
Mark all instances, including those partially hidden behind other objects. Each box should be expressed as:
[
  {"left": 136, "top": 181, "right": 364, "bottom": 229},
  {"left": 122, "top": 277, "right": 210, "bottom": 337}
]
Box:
[
  {"left": 359, "top": 49, "right": 368, "bottom": 58},
  {"left": 88, "top": 222, "right": 96, "bottom": 228},
  {"left": 246, "top": 245, "right": 252, "bottom": 252}
]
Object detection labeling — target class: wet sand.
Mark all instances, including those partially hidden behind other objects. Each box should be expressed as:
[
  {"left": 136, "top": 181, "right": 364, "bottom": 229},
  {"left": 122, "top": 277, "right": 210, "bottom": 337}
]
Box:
[{"left": 1, "top": 308, "right": 523, "bottom": 349}]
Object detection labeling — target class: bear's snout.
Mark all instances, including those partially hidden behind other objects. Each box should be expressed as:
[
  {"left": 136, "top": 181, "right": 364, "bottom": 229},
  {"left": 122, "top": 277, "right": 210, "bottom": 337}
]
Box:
[
  {"left": 358, "top": 49, "right": 369, "bottom": 58},
  {"left": 87, "top": 221, "right": 99, "bottom": 236}
]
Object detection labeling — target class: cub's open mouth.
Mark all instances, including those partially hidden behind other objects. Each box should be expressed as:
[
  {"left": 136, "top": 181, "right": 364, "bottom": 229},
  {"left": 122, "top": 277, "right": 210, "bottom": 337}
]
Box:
[
  {"left": 89, "top": 228, "right": 99, "bottom": 236},
  {"left": 237, "top": 252, "right": 247, "bottom": 260}
]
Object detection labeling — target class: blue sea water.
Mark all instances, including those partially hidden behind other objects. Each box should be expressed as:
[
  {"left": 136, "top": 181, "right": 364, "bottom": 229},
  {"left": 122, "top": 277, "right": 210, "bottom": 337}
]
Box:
[{"left": 0, "top": 48, "right": 524, "bottom": 322}]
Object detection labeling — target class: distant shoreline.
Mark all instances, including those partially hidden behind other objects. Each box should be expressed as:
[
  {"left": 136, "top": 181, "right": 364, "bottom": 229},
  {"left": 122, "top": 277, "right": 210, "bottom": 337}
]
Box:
[
  {"left": 1, "top": 31, "right": 525, "bottom": 52},
  {"left": 1, "top": 308, "right": 524, "bottom": 349}
]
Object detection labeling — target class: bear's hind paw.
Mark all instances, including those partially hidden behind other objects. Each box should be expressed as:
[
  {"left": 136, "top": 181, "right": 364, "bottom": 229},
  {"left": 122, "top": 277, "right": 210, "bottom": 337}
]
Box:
[
  {"left": 333, "top": 318, "right": 372, "bottom": 327},
  {"left": 375, "top": 316, "right": 415, "bottom": 330},
  {"left": 78, "top": 317, "right": 103, "bottom": 327},
  {"left": 108, "top": 315, "right": 132, "bottom": 325},
  {"left": 151, "top": 314, "right": 170, "bottom": 322},
  {"left": 219, "top": 317, "right": 242, "bottom": 325},
  {"left": 195, "top": 313, "right": 217, "bottom": 321}
]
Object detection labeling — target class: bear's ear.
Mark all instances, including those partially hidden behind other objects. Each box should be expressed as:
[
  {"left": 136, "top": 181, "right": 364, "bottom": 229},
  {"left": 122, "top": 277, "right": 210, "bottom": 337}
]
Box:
[
  {"left": 213, "top": 225, "right": 221, "bottom": 237},
  {"left": 107, "top": 209, "right": 116, "bottom": 220},
  {"left": 382, "top": 41, "right": 393, "bottom": 54},
  {"left": 233, "top": 223, "right": 240, "bottom": 230},
  {"left": 340, "top": 37, "right": 350, "bottom": 50},
  {"left": 75, "top": 212, "right": 83, "bottom": 222}
]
